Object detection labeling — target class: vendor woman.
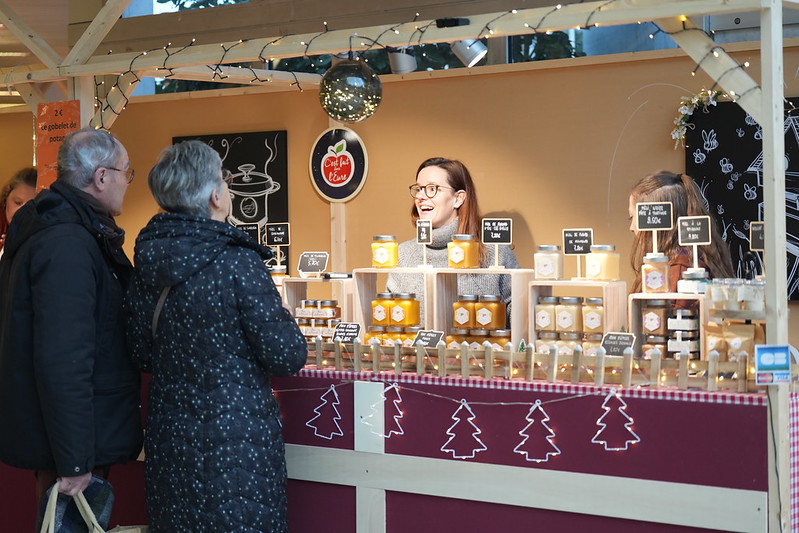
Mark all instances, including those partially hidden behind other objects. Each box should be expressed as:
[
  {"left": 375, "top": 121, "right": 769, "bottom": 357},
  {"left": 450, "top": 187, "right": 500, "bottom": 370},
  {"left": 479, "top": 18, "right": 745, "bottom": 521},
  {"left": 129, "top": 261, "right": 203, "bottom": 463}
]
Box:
[{"left": 386, "top": 157, "right": 519, "bottom": 317}]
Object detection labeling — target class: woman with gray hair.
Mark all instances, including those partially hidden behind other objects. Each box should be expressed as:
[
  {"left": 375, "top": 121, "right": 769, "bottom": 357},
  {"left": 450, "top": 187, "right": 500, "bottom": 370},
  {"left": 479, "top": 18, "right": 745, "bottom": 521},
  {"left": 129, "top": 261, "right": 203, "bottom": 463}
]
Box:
[{"left": 125, "top": 140, "right": 307, "bottom": 532}]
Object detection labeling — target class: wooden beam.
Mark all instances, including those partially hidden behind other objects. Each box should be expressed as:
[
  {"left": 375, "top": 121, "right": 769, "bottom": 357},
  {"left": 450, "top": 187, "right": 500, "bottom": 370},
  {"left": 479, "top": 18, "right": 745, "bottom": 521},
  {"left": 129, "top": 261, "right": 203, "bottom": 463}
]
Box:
[
  {"left": 140, "top": 65, "right": 322, "bottom": 87},
  {"left": 0, "top": 0, "right": 62, "bottom": 69},
  {"left": 62, "top": 0, "right": 133, "bottom": 67},
  {"left": 89, "top": 70, "right": 140, "bottom": 131}
]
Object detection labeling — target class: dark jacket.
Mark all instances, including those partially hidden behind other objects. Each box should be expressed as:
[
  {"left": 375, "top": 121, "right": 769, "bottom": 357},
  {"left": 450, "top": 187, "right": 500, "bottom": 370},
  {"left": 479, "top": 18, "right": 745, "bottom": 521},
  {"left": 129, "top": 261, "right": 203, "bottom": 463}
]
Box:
[
  {"left": 125, "top": 213, "right": 307, "bottom": 533},
  {"left": 0, "top": 182, "right": 143, "bottom": 476}
]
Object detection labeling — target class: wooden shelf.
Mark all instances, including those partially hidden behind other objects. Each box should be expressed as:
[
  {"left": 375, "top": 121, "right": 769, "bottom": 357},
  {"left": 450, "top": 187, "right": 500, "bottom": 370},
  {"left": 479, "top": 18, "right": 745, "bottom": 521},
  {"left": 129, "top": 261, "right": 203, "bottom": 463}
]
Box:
[{"left": 282, "top": 276, "right": 354, "bottom": 322}]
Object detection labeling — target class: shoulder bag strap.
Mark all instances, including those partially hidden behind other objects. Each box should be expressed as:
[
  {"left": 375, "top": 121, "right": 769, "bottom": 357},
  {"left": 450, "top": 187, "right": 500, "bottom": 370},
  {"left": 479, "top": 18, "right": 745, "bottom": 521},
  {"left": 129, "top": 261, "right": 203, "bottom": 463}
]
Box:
[{"left": 151, "top": 286, "right": 172, "bottom": 337}]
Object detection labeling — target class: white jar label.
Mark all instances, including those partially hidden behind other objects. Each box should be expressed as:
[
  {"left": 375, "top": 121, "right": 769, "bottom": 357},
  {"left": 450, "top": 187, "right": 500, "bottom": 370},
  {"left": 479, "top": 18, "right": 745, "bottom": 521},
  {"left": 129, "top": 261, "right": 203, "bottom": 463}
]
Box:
[
  {"left": 447, "top": 340, "right": 461, "bottom": 349},
  {"left": 391, "top": 305, "right": 406, "bottom": 323},
  {"left": 729, "top": 337, "right": 743, "bottom": 351},
  {"left": 536, "top": 342, "right": 553, "bottom": 354},
  {"left": 586, "top": 258, "right": 601, "bottom": 277},
  {"left": 454, "top": 307, "right": 470, "bottom": 325},
  {"left": 643, "top": 311, "right": 661, "bottom": 332},
  {"left": 535, "top": 310, "right": 552, "bottom": 329},
  {"left": 469, "top": 341, "right": 482, "bottom": 351},
  {"left": 373, "top": 305, "right": 386, "bottom": 322},
  {"left": 373, "top": 246, "right": 389, "bottom": 265},
  {"left": 450, "top": 245, "right": 464, "bottom": 264},
  {"left": 403, "top": 337, "right": 415, "bottom": 347},
  {"left": 476, "top": 308, "right": 493, "bottom": 326},
  {"left": 645, "top": 270, "right": 665, "bottom": 290},
  {"left": 536, "top": 257, "right": 554, "bottom": 277},
  {"left": 557, "top": 310, "right": 574, "bottom": 329},
  {"left": 584, "top": 311, "right": 602, "bottom": 330}
]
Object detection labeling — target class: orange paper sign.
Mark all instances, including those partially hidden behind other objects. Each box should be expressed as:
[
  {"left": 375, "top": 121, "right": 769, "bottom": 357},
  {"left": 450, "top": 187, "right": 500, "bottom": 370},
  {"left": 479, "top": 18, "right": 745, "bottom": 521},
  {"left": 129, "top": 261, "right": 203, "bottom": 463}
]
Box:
[{"left": 36, "top": 101, "right": 80, "bottom": 190}]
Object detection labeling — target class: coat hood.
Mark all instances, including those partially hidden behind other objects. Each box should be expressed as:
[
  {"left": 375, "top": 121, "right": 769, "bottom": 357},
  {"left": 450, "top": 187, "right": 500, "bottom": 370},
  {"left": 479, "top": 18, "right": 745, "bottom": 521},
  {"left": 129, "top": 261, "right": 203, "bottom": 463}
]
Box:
[{"left": 133, "top": 212, "right": 271, "bottom": 287}]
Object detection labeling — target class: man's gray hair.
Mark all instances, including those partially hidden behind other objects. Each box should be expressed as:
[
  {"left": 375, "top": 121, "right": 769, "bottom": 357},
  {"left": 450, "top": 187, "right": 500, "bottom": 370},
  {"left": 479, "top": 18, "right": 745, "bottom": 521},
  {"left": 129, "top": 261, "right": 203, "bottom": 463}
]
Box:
[
  {"left": 148, "top": 140, "right": 223, "bottom": 218},
  {"left": 57, "top": 128, "right": 126, "bottom": 189}
]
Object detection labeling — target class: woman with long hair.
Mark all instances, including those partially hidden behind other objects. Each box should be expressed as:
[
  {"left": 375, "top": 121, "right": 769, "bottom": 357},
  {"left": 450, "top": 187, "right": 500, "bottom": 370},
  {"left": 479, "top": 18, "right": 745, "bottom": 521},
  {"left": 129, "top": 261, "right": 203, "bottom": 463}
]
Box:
[{"left": 0, "top": 167, "right": 37, "bottom": 254}]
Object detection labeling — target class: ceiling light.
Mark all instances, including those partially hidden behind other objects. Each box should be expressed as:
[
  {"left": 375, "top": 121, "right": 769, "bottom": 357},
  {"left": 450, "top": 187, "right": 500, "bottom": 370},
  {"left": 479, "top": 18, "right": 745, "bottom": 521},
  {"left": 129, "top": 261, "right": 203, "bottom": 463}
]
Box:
[{"left": 450, "top": 39, "right": 487, "bottom": 68}]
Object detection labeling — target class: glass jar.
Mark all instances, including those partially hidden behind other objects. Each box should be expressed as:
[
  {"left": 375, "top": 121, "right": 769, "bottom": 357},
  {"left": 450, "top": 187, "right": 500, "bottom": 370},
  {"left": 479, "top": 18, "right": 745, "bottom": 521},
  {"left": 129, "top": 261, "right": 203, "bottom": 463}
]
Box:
[
  {"left": 446, "top": 328, "right": 469, "bottom": 349},
  {"left": 317, "top": 299, "right": 340, "bottom": 319},
  {"left": 534, "top": 244, "right": 563, "bottom": 280},
  {"left": 582, "top": 297, "right": 604, "bottom": 334},
  {"left": 296, "top": 299, "right": 318, "bottom": 318},
  {"left": 741, "top": 279, "right": 766, "bottom": 312},
  {"left": 582, "top": 333, "right": 604, "bottom": 356},
  {"left": 642, "top": 252, "right": 669, "bottom": 293},
  {"left": 468, "top": 328, "right": 489, "bottom": 351},
  {"left": 269, "top": 265, "right": 288, "bottom": 287},
  {"left": 535, "top": 331, "right": 558, "bottom": 354},
  {"left": 364, "top": 325, "right": 385, "bottom": 345},
  {"left": 585, "top": 244, "right": 620, "bottom": 281},
  {"left": 296, "top": 318, "right": 311, "bottom": 338},
  {"left": 667, "top": 331, "right": 700, "bottom": 359},
  {"left": 677, "top": 268, "right": 709, "bottom": 294},
  {"left": 390, "top": 292, "right": 420, "bottom": 326},
  {"left": 383, "top": 326, "right": 404, "bottom": 346},
  {"left": 534, "top": 296, "right": 559, "bottom": 333},
  {"left": 452, "top": 294, "right": 478, "bottom": 329},
  {"left": 641, "top": 335, "right": 666, "bottom": 360},
  {"left": 447, "top": 234, "right": 479, "bottom": 268},
  {"left": 556, "top": 296, "right": 583, "bottom": 333},
  {"left": 403, "top": 326, "right": 422, "bottom": 347},
  {"left": 371, "top": 235, "right": 399, "bottom": 268},
  {"left": 557, "top": 332, "right": 581, "bottom": 356},
  {"left": 475, "top": 294, "right": 506, "bottom": 330},
  {"left": 371, "top": 292, "right": 392, "bottom": 326},
  {"left": 490, "top": 329, "right": 512, "bottom": 351},
  {"left": 641, "top": 299, "right": 669, "bottom": 336},
  {"left": 724, "top": 278, "right": 744, "bottom": 311}
]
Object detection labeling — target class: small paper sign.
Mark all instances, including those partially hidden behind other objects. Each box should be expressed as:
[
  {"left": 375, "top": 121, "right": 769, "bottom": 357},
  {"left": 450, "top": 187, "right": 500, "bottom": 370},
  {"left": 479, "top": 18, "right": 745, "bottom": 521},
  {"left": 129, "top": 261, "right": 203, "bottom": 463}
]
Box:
[
  {"left": 265, "top": 223, "right": 290, "bottom": 246},
  {"left": 562, "top": 228, "right": 593, "bottom": 255},
  {"left": 754, "top": 344, "right": 791, "bottom": 385},
  {"left": 601, "top": 332, "right": 636, "bottom": 356},
  {"left": 636, "top": 202, "right": 673, "bottom": 231},
  {"left": 750, "top": 221, "right": 764, "bottom": 252},
  {"left": 482, "top": 218, "right": 512, "bottom": 244},
  {"left": 333, "top": 322, "right": 361, "bottom": 343},
  {"left": 235, "top": 223, "right": 261, "bottom": 243},
  {"left": 413, "top": 330, "right": 445, "bottom": 348},
  {"left": 678, "top": 216, "right": 711, "bottom": 246},
  {"left": 417, "top": 219, "right": 432, "bottom": 244},
  {"left": 297, "top": 251, "right": 329, "bottom": 275}
]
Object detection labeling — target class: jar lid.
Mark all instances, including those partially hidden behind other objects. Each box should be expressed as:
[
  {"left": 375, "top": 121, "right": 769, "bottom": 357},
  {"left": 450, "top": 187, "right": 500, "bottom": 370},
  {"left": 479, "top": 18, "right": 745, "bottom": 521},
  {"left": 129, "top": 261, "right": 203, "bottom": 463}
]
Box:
[
  {"left": 457, "top": 294, "right": 479, "bottom": 302},
  {"left": 392, "top": 292, "right": 415, "bottom": 299},
  {"left": 537, "top": 244, "right": 561, "bottom": 252},
  {"left": 644, "top": 335, "right": 667, "bottom": 342},
  {"left": 590, "top": 244, "right": 616, "bottom": 252},
  {"left": 327, "top": 319, "right": 341, "bottom": 326},
  {"left": 558, "top": 296, "right": 583, "bottom": 304},
  {"left": 373, "top": 235, "right": 396, "bottom": 241},
  {"left": 644, "top": 252, "right": 669, "bottom": 263},
  {"left": 319, "top": 299, "right": 338, "bottom": 307},
  {"left": 538, "top": 331, "right": 558, "bottom": 339},
  {"left": 469, "top": 328, "right": 489, "bottom": 335},
  {"left": 450, "top": 328, "right": 470, "bottom": 335},
  {"left": 301, "top": 299, "right": 318, "bottom": 307},
  {"left": 490, "top": 329, "right": 512, "bottom": 337},
  {"left": 559, "top": 332, "right": 582, "bottom": 340},
  {"left": 669, "top": 330, "right": 699, "bottom": 339},
  {"left": 584, "top": 297, "right": 603, "bottom": 305},
  {"left": 745, "top": 278, "right": 766, "bottom": 286},
  {"left": 682, "top": 270, "right": 709, "bottom": 280},
  {"left": 537, "top": 296, "right": 559, "bottom": 304},
  {"left": 643, "top": 299, "right": 668, "bottom": 307},
  {"left": 296, "top": 318, "right": 310, "bottom": 325},
  {"left": 404, "top": 326, "right": 421, "bottom": 333},
  {"left": 452, "top": 234, "right": 476, "bottom": 241},
  {"left": 670, "top": 309, "right": 697, "bottom": 318},
  {"left": 375, "top": 292, "right": 393, "bottom": 299},
  {"left": 270, "top": 265, "right": 287, "bottom": 274},
  {"left": 386, "top": 326, "right": 404, "bottom": 332},
  {"left": 478, "top": 294, "right": 501, "bottom": 302},
  {"left": 585, "top": 333, "right": 603, "bottom": 341}
]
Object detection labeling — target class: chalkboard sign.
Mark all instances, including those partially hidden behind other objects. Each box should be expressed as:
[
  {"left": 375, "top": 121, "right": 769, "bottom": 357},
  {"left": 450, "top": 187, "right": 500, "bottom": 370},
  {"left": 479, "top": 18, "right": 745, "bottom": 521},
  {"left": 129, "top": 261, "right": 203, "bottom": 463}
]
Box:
[
  {"left": 601, "top": 332, "right": 636, "bottom": 356},
  {"left": 333, "top": 322, "right": 361, "bottom": 343},
  {"left": 636, "top": 202, "right": 673, "bottom": 231},
  {"left": 482, "top": 218, "right": 512, "bottom": 244},
  {"left": 265, "top": 222, "right": 290, "bottom": 246},
  {"left": 413, "top": 330, "right": 445, "bottom": 348},
  {"left": 562, "top": 228, "right": 593, "bottom": 255},
  {"left": 750, "top": 221, "right": 764, "bottom": 252},
  {"left": 416, "top": 219, "right": 432, "bottom": 244},
  {"left": 235, "top": 223, "right": 261, "bottom": 243},
  {"left": 297, "top": 251, "right": 329, "bottom": 276},
  {"left": 678, "top": 216, "right": 711, "bottom": 246}
]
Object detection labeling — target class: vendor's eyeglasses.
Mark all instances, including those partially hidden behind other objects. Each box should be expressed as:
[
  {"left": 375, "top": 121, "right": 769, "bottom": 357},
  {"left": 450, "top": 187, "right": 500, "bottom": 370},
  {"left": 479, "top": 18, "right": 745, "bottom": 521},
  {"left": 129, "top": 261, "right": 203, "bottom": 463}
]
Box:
[
  {"left": 222, "top": 169, "right": 233, "bottom": 185},
  {"left": 106, "top": 166, "right": 135, "bottom": 184},
  {"left": 409, "top": 184, "right": 454, "bottom": 198}
]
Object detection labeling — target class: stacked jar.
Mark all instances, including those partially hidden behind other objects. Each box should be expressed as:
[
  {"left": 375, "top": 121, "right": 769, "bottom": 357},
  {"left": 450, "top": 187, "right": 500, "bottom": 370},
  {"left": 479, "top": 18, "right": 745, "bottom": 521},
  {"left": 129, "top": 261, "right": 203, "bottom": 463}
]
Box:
[
  {"left": 457, "top": 294, "right": 508, "bottom": 349},
  {"left": 640, "top": 299, "right": 669, "bottom": 359},
  {"left": 294, "top": 299, "right": 342, "bottom": 341},
  {"left": 534, "top": 245, "right": 563, "bottom": 280},
  {"left": 667, "top": 308, "right": 700, "bottom": 360},
  {"left": 370, "top": 292, "right": 422, "bottom": 346},
  {"left": 533, "top": 295, "right": 605, "bottom": 356},
  {"left": 371, "top": 235, "right": 399, "bottom": 268}
]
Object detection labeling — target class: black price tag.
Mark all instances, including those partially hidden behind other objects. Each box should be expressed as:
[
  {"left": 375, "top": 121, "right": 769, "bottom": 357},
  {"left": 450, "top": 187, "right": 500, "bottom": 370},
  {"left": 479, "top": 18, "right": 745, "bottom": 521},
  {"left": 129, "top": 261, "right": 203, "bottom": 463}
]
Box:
[
  {"left": 297, "top": 252, "right": 329, "bottom": 275},
  {"left": 235, "top": 223, "right": 261, "bottom": 243},
  {"left": 416, "top": 219, "right": 432, "bottom": 244},
  {"left": 413, "top": 330, "right": 445, "bottom": 348},
  {"left": 636, "top": 202, "right": 673, "bottom": 231},
  {"left": 482, "top": 218, "right": 512, "bottom": 244},
  {"left": 678, "top": 216, "right": 711, "bottom": 246},
  {"left": 562, "top": 228, "right": 593, "bottom": 255},
  {"left": 601, "top": 332, "right": 636, "bottom": 356},
  {"left": 333, "top": 323, "right": 361, "bottom": 343},
  {"left": 265, "top": 223, "right": 290, "bottom": 247},
  {"left": 750, "top": 221, "right": 764, "bottom": 252}
]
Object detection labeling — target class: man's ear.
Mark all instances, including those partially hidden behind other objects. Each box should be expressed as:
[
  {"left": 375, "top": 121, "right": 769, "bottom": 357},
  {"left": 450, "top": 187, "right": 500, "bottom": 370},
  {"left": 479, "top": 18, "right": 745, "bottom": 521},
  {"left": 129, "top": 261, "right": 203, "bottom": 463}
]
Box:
[
  {"left": 91, "top": 167, "right": 107, "bottom": 190},
  {"left": 209, "top": 187, "right": 222, "bottom": 209}
]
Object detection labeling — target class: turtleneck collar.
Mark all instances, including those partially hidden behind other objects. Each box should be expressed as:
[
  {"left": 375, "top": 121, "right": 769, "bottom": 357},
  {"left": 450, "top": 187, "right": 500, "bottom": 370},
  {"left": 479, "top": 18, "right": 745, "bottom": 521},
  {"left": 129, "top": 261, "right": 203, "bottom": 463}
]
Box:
[{"left": 429, "top": 218, "right": 458, "bottom": 249}]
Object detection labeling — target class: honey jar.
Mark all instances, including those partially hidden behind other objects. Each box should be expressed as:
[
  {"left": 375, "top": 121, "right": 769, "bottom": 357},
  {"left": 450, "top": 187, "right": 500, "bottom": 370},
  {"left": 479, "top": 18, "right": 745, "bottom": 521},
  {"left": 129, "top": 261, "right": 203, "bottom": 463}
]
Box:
[
  {"left": 555, "top": 296, "right": 583, "bottom": 333},
  {"left": 371, "top": 292, "right": 392, "bottom": 326},
  {"left": 586, "top": 244, "right": 620, "bottom": 281},
  {"left": 582, "top": 333, "right": 604, "bottom": 356},
  {"left": 581, "top": 297, "right": 604, "bottom": 334},
  {"left": 364, "top": 326, "right": 385, "bottom": 345},
  {"left": 641, "top": 335, "right": 666, "bottom": 360},
  {"left": 534, "top": 296, "right": 558, "bottom": 333},
  {"left": 403, "top": 326, "right": 422, "bottom": 347},
  {"left": 642, "top": 252, "right": 669, "bottom": 293},
  {"left": 475, "top": 294, "right": 506, "bottom": 330},
  {"left": 446, "top": 328, "right": 469, "bottom": 349},
  {"left": 447, "top": 234, "right": 479, "bottom": 268},
  {"left": 467, "top": 328, "right": 489, "bottom": 351},
  {"left": 452, "top": 294, "right": 478, "bottom": 329},
  {"left": 371, "top": 235, "right": 399, "bottom": 268},
  {"left": 316, "top": 299, "right": 340, "bottom": 319},
  {"left": 557, "top": 332, "right": 581, "bottom": 356},
  {"left": 489, "top": 329, "right": 512, "bottom": 351},
  {"left": 641, "top": 299, "right": 669, "bottom": 336},
  {"left": 534, "top": 245, "right": 563, "bottom": 280},
  {"left": 390, "top": 292, "right": 420, "bottom": 326},
  {"left": 295, "top": 299, "right": 318, "bottom": 318},
  {"left": 269, "top": 265, "right": 288, "bottom": 287},
  {"left": 384, "top": 326, "right": 404, "bottom": 346},
  {"left": 535, "top": 331, "right": 558, "bottom": 354}
]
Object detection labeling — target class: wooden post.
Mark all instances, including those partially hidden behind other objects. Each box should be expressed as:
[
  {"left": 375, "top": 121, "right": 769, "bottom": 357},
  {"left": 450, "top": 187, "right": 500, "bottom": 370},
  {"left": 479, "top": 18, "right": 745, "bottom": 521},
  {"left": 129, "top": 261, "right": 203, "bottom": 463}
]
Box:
[
  {"left": 570, "top": 345, "right": 582, "bottom": 384},
  {"left": 650, "top": 349, "right": 662, "bottom": 389},
  {"left": 594, "top": 347, "right": 606, "bottom": 387},
  {"left": 393, "top": 342, "right": 402, "bottom": 376},
  {"left": 677, "top": 351, "right": 689, "bottom": 390},
  {"left": 621, "top": 347, "right": 633, "bottom": 388},
  {"left": 438, "top": 341, "right": 447, "bottom": 378},
  {"left": 546, "top": 345, "right": 558, "bottom": 383},
  {"left": 483, "top": 343, "right": 493, "bottom": 380},
  {"left": 707, "top": 350, "right": 719, "bottom": 392},
  {"left": 525, "top": 346, "right": 534, "bottom": 382},
  {"left": 460, "top": 343, "right": 469, "bottom": 378}
]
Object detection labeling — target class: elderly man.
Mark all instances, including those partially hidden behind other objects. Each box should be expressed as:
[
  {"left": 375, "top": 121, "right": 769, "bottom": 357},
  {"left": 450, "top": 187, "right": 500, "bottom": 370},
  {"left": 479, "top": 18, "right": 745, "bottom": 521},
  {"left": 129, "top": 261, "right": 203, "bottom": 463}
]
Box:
[{"left": 0, "top": 128, "right": 142, "bottom": 508}]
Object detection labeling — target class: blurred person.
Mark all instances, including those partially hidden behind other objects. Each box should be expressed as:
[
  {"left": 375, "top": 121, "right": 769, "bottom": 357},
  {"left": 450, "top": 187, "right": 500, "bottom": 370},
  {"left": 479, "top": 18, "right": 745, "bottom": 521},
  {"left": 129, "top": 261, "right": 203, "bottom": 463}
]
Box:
[{"left": 0, "top": 167, "right": 37, "bottom": 254}]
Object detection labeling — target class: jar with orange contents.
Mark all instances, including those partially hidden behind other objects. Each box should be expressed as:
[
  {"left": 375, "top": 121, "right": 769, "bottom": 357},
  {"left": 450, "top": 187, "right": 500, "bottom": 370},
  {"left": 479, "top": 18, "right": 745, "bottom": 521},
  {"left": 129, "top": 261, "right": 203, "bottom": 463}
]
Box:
[
  {"left": 371, "top": 292, "right": 392, "bottom": 326},
  {"left": 447, "top": 234, "right": 479, "bottom": 268},
  {"left": 452, "top": 294, "right": 478, "bottom": 329},
  {"left": 390, "top": 293, "right": 420, "bottom": 326},
  {"left": 475, "top": 295, "right": 506, "bottom": 330}
]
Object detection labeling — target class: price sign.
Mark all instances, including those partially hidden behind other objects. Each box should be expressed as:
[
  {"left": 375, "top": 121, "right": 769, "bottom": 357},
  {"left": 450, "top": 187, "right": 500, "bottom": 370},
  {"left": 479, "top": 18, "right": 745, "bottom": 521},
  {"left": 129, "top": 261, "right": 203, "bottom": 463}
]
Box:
[
  {"left": 297, "top": 251, "right": 329, "bottom": 276},
  {"left": 601, "top": 332, "right": 636, "bottom": 356},
  {"left": 417, "top": 219, "right": 432, "bottom": 244},
  {"left": 333, "top": 323, "right": 361, "bottom": 343},
  {"left": 562, "top": 228, "right": 593, "bottom": 255},
  {"left": 235, "top": 223, "right": 261, "bottom": 243},
  {"left": 265, "top": 223, "right": 290, "bottom": 246},
  {"left": 755, "top": 345, "right": 791, "bottom": 385},
  {"left": 750, "top": 221, "right": 764, "bottom": 252},
  {"left": 412, "top": 330, "right": 445, "bottom": 348},
  {"left": 678, "top": 216, "right": 711, "bottom": 246},
  {"left": 482, "top": 218, "right": 512, "bottom": 244},
  {"left": 636, "top": 202, "right": 673, "bottom": 231}
]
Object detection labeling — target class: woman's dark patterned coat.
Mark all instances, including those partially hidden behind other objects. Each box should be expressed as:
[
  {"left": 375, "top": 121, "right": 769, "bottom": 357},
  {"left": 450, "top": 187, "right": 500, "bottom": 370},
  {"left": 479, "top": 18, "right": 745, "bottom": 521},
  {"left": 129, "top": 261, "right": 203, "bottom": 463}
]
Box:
[{"left": 125, "top": 213, "right": 307, "bottom": 533}]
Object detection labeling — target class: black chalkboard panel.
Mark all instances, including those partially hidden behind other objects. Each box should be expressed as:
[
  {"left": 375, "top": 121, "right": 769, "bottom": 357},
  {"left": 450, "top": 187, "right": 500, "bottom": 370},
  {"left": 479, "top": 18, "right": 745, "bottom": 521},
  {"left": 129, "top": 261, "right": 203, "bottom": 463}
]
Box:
[{"left": 684, "top": 99, "right": 799, "bottom": 298}]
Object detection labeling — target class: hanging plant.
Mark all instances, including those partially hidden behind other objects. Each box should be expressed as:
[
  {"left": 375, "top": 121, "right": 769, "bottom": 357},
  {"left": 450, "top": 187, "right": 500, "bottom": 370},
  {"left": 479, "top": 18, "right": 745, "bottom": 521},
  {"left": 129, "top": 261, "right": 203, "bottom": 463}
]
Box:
[{"left": 671, "top": 88, "right": 725, "bottom": 148}]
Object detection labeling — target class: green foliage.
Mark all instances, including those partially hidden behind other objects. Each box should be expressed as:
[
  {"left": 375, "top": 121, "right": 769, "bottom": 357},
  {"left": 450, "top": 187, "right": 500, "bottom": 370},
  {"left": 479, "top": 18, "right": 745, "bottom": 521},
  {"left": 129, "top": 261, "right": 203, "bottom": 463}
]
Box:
[
  {"left": 156, "top": 0, "right": 246, "bottom": 9},
  {"left": 509, "top": 31, "right": 585, "bottom": 63}
]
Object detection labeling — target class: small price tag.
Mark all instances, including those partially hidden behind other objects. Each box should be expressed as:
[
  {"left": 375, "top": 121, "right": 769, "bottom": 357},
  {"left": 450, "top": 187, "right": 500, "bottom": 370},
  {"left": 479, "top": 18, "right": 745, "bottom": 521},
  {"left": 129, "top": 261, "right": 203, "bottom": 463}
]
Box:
[
  {"left": 413, "top": 330, "right": 445, "bottom": 348},
  {"left": 482, "top": 218, "right": 512, "bottom": 244},
  {"left": 562, "top": 228, "right": 593, "bottom": 255},
  {"left": 333, "top": 323, "right": 361, "bottom": 343},
  {"left": 265, "top": 223, "right": 290, "bottom": 247},
  {"left": 417, "top": 219, "right": 432, "bottom": 244},
  {"left": 755, "top": 345, "right": 791, "bottom": 385},
  {"left": 750, "top": 221, "right": 764, "bottom": 252},
  {"left": 235, "top": 223, "right": 261, "bottom": 244},
  {"left": 678, "top": 216, "right": 711, "bottom": 246},
  {"left": 601, "top": 332, "right": 636, "bottom": 356},
  {"left": 636, "top": 202, "right": 673, "bottom": 231},
  {"left": 297, "top": 251, "right": 329, "bottom": 276}
]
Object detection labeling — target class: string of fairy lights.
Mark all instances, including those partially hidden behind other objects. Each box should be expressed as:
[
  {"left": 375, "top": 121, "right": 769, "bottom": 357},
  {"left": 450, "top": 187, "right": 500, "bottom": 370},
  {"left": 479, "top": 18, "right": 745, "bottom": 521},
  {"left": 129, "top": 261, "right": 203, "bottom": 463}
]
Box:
[{"left": 85, "top": 0, "right": 767, "bottom": 130}]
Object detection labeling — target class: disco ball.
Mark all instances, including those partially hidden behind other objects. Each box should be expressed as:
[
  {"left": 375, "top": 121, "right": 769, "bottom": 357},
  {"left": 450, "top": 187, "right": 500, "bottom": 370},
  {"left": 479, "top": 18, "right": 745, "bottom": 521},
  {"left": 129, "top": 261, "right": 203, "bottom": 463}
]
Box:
[{"left": 319, "top": 59, "right": 382, "bottom": 123}]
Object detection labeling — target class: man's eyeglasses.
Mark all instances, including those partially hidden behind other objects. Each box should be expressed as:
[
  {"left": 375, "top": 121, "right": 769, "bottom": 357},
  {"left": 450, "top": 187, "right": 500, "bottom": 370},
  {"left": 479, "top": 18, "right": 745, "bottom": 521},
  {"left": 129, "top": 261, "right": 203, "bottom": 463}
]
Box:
[
  {"left": 409, "top": 184, "right": 454, "bottom": 199},
  {"left": 106, "top": 166, "right": 135, "bottom": 184},
  {"left": 222, "top": 169, "right": 234, "bottom": 185}
]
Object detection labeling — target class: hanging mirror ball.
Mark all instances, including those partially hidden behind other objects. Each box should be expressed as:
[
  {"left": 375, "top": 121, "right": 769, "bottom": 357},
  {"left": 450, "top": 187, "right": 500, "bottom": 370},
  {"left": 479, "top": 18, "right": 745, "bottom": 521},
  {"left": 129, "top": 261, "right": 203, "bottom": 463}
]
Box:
[{"left": 319, "top": 59, "right": 382, "bottom": 123}]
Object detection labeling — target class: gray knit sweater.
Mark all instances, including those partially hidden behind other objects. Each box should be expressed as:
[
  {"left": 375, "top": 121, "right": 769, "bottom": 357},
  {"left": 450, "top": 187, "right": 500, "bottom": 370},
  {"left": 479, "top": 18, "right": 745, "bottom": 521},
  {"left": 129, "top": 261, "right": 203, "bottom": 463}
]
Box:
[{"left": 385, "top": 219, "right": 519, "bottom": 322}]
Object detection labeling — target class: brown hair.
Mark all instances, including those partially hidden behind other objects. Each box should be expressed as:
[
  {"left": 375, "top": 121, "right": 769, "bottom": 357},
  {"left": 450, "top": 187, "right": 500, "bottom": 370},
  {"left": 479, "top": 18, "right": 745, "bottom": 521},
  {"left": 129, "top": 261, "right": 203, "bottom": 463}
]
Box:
[
  {"left": 0, "top": 167, "right": 37, "bottom": 237},
  {"left": 629, "top": 171, "right": 734, "bottom": 292},
  {"left": 411, "top": 157, "right": 487, "bottom": 265}
]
